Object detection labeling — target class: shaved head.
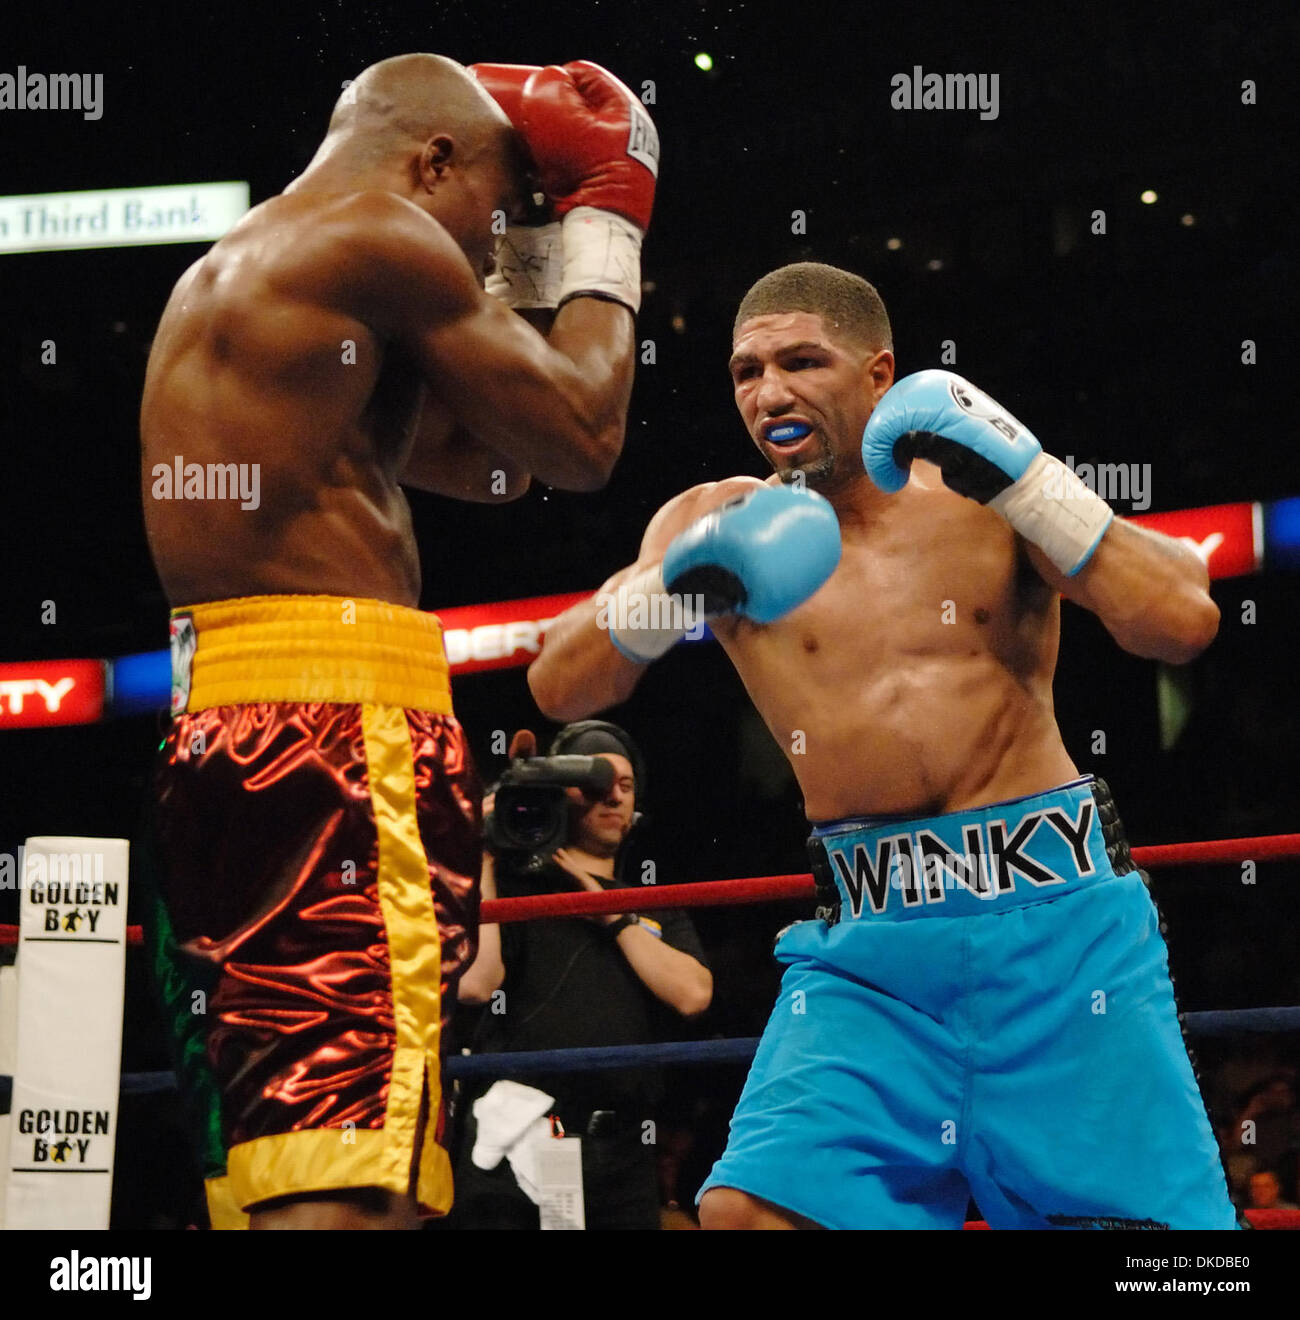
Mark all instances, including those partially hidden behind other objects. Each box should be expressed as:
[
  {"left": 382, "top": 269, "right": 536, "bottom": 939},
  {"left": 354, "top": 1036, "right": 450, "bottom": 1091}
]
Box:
[
  {"left": 316, "top": 52, "right": 514, "bottom": 171},
  {"left": 291, "top": 52, "right": 528, "bottom": 285}
]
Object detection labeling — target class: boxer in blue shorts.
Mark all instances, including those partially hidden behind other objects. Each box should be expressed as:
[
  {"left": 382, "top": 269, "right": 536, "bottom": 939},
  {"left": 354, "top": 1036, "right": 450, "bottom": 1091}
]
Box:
[
  {"left": 529, "top": 262, "right": 1237, "bottom": 1228},
  {"left": 709, "top": 777, "right": 1234, "bottom": 1228}
]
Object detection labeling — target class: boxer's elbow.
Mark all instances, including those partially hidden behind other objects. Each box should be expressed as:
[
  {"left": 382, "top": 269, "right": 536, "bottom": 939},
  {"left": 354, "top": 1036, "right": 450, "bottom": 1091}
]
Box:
[
  {"left": 529, "top": 650, "right": 636, "bottom": 722},
  {"left": 562, "top": 419, "right": 623, "bottom": 492},
  {"left": 491, "top": 471, "right": 532, "bottom": 502},
  {"left": 475, "top": 450, "right": 532, "bottom": 501},
  {"left": 1163, "top": 590, "right": 1220, "bottom": 664},
  {"left": 1151, "top": 536, "right": 1220, "bottom": 662},
  {"left": 528, "top": 653, "right": 595, "bottom": 722},
  {"left": 454, "top": 470, "right": 532, "bottom": 503},
  {"left": 528, "top": 652, "right": 571, "bottom": 720},
  {"left": 1119, "top": 588, "right": 1220, "bottom": 665}
]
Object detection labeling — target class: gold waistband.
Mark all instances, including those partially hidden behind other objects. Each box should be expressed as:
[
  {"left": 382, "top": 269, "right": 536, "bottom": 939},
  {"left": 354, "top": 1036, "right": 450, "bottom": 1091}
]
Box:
[{"left": 173, "top": 595, "right": 452, "bottom": 713}]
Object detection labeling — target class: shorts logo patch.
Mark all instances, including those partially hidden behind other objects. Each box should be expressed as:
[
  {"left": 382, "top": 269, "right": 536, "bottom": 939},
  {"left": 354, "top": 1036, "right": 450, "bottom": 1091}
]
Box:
[{"left": 169, "top": 613, "right": 196, "bottom": 716}]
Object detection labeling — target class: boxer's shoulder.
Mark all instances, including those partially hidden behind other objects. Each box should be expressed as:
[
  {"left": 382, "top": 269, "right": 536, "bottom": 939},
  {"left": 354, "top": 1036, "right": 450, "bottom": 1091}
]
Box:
[
  {"left": 679, "top": 474, "right": 768, "bottom": 518},
  {"left": 640, "top": 475, "right": 766, "bottom": 558},
  {"left": 212, "top": 189, "right": 412, "bottom": 254},
  {"left": 323, "top": 191, "right": 462, "bottom": 275},
  {"left": 221, "top": 191, "right": 467, "bottom": 301}
]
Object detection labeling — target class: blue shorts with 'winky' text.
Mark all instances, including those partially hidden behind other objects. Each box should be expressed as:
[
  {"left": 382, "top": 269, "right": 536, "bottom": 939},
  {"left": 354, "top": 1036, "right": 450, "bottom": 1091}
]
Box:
[{"left": 698, "top": 777, "right": 1238, "bottom": 1229}]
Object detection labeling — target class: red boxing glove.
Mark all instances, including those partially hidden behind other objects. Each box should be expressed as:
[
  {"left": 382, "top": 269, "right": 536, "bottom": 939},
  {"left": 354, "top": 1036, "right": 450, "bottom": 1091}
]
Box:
[
  {"left": 521, "top": 61, "right": 658, "bottom": 229},
  {"left": 471, "top": 60, "right": 657, "bottom": 312},
  {"left": 470, "top": 63, "right": 561, "bottom": 309},
  {"left": 467, "top": 62, "right": 539, "bottom": 132}
]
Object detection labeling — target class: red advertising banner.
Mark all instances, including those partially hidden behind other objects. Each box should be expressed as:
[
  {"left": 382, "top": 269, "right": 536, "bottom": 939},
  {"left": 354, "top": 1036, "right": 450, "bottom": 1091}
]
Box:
[
  {"left": 0, "top": 659, "right": 107, "bottom": 729},
  {"left": 5, "top": 500, "right": 1277, "bottom": 731},
  {"left": 1130, "top": 502, "right": 1262, "bottom": 580},
  {"left": 433, "top": 504, "right": 1263, "bottom": 680},
  {"left": 435, "top": 591, "right": 591, "bottom": 677}
]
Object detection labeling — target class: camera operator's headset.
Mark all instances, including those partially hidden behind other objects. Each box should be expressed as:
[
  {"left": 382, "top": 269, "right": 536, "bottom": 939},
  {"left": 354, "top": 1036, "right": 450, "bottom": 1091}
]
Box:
[{"left": 548, "top": 719, "right": 646, "bottom": 831}]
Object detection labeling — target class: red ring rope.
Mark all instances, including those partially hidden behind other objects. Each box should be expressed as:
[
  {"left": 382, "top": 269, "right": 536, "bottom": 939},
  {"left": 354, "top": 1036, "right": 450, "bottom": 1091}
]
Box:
[{"left": 1, "top": 831, "right": 1298, "bottom": 944}]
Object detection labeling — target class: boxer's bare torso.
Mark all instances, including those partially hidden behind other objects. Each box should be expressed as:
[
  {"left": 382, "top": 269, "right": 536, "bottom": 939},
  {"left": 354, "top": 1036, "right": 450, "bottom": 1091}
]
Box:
[
  {"left": 529, "top": 305, "right": 1214, "bottom": 831},
  {"left": 642, "top": 469, "right": 1077, "bottom": 822},
  {"left": 142, "top": 192, "right": 490, "bottom": 609}
]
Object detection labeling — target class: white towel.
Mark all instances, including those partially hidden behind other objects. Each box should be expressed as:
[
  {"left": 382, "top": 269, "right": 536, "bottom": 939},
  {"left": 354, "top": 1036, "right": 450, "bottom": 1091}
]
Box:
[
  {"left": 505, "top": 1116, "right": 557, "bottom": 1206},
  {"left": 470, "top": 1080, "right": 555, "bottom": 1172}
]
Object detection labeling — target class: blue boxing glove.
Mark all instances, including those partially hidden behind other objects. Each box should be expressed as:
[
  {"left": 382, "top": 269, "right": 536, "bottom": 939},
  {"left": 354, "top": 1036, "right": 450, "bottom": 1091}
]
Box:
[
  {"left": 664, "top": 484, "right": 841, "bottom": 620},
  {"left": 605, "top": 485, "right": 841, "bottom": 662},
  {"left": 862, "top": 370, "right": 1114, "bottom": 576}
]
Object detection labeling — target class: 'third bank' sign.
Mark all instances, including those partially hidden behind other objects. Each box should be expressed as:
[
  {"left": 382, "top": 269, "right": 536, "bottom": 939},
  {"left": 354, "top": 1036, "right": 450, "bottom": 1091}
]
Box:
[{"left": 0, "top": 182, "right": 250, "bottom": 254}]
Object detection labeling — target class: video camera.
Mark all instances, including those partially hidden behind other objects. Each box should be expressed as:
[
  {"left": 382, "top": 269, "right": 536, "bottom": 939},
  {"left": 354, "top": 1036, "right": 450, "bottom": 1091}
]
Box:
[{"left": 483, "top": 754, "right": 615, "bottom": 873}]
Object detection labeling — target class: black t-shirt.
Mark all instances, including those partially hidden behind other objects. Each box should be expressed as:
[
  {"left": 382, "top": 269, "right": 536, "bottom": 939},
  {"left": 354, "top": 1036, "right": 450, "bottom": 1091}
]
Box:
[{"left": 470, "top": 860, "right": 709, "bottom": 1117}]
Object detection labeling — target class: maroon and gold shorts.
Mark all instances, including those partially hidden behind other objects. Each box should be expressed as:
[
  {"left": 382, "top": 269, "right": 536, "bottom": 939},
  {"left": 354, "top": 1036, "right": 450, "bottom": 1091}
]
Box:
[{"left": 147, "top": 596, "right": 480, "bottom": 1227}]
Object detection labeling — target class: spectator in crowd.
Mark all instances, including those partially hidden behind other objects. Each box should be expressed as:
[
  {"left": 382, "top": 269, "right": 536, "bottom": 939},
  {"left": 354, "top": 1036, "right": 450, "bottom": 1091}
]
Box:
[
  {"left": 1247, "top": 1168, "right": 1298, "bottom": 1212},
  {"left": 1225, "top": 1074, "right": 1300, "bottom": 1171}
]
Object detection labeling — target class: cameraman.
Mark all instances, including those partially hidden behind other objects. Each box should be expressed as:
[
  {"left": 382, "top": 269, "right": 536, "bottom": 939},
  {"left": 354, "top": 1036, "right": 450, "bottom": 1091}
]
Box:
[{"left": 453, "top": 722, "right": 712, "bottom": 1229}]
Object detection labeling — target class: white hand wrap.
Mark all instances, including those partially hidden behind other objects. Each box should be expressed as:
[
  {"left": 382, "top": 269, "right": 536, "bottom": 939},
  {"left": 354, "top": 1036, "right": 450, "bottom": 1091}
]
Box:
[
  {"left": 486, "top": 222, "right": 563, "bottom": 309},
  {"left": 600, "top": 564, "right": 699, "bottom": 663},
  {"left": 558, "top": 206, "right": 644, "bottom": 313},
  {"left": 989, "top": 452, "right": 1115, "bottom": 576}
]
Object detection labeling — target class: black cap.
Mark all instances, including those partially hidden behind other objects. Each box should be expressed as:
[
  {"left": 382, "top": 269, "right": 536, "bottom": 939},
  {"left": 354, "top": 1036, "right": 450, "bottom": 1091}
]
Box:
[{"left": 548, "top": 720, "right": 646, "bottom": 802}]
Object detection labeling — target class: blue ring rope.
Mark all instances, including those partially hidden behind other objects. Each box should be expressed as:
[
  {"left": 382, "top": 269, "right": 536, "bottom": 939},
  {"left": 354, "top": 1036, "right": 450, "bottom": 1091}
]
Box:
[{"left": 107, "top": 1005, "right": 1300, "bottom": 1096}]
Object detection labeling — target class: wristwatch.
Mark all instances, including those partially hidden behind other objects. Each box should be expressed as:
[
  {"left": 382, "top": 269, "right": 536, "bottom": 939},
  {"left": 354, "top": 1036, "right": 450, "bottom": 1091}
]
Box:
[{"left": 605, "top": 914, "right": 636, "bottom": 938}]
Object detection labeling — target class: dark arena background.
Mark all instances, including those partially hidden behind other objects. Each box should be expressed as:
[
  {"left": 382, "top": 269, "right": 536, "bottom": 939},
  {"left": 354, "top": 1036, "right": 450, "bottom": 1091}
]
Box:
[{"left": 1, "top": 0, "right": 1297, "bottom": 1278}]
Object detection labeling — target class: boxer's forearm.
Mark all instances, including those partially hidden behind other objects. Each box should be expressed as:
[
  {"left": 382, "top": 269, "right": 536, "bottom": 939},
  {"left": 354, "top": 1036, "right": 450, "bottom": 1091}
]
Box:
[
  {"left": 462, "top": 300, "right": 632, "bottom": 492},
  {"left": 613, "top": 926, "right": 713, "bottom": 1018},
  {"left": 461, "top": 297, "right": 632, "bottom": 493},
  {"left": 401, "top": 239, "right": 635, "bottom": 493},
  {"left": 541, "top": 295, "right": 637, "bottom": 480},
  {"left": 1032, "top": 520, "right": 1220, "bottom": 663},
  {"left": 528, "top": 584, "right": 648, "bottom": 720}
]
